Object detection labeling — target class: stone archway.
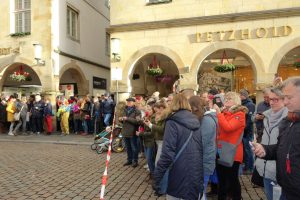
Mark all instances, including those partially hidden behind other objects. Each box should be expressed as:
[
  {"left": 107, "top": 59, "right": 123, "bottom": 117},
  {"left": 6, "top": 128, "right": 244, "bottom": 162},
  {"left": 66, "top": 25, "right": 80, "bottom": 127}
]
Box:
[
  {"left": 123, "top": 46, "right": 185, "bottom": 94},
  {"left": 269, "top": 37, "right": 300, "bottom": 73},
  {"left": 59, "top": 62, "right": 89, "bottom": 96},
  {"left": 0, "top": 62, "right": 42, "bottom": 96},
  {"left": 190, "top": 41, "right": 265, "bottom": 86}
]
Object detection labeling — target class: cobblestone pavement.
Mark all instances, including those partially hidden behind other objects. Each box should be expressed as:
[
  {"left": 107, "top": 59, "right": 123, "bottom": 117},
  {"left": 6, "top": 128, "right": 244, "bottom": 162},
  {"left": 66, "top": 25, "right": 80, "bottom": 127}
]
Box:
[{"left": 0, "top": 135, "right": 266, "bottom": 200}]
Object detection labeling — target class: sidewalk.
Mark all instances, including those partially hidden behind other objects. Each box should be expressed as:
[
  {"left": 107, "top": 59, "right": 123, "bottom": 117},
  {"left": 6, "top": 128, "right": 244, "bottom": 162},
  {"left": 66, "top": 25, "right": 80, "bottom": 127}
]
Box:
[{"left": 0, "top": 132, "right": 94, "bottom": 146}]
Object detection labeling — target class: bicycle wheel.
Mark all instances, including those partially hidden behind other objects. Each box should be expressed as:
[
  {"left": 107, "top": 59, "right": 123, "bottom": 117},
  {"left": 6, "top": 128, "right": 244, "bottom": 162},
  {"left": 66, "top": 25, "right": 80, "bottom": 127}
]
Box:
[
  {"left": 96, "top": 145, "right": 104, "bottom": 154},
  {"left": 91, "top": 143, "right": 97, "bottom": 150},
  {"left": 112, "top": 137, "right": 125, "bottom": 153}
]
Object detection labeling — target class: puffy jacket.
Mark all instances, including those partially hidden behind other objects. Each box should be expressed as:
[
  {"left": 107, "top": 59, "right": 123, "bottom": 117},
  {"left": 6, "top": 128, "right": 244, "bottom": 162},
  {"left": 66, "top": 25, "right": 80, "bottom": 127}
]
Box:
[
  {"left": 101, "top": 98, "right": 115, "bottom": 114},
  {"left": 217, "top": 105, "right": 247, "bottom": 163},
  {"left": 120, "top": 106, "right": 141, "bottom": 138},
  {"left": 6, "top": 101, "right": 16, "bottom": 122},
  {"left": 255, "top": 107, "right": 288, "bottom": 181},
  {"left": 154, "top": 109, "right": 203, "bottom": 199},
  {"left": 31, "top": 101, "right": 44, "bottom": 118},
  {"left": 201, "top": 111, "right": 217, "bottom": 176},
  {"left": 263, "top": 115, "right": 300, "bottom": 200}
]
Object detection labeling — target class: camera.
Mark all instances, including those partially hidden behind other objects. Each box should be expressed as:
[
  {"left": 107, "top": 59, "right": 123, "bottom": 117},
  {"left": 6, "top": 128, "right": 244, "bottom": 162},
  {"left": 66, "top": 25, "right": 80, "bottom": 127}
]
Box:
[{"left": 213, "top": 96, "right": 223, "bottom": 108}]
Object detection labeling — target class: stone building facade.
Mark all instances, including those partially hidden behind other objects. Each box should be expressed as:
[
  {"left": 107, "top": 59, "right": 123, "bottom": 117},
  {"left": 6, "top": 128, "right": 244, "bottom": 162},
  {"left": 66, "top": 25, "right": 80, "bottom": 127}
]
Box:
[{"left": 109, "top": 0, "right": 300, "bottom": 101}]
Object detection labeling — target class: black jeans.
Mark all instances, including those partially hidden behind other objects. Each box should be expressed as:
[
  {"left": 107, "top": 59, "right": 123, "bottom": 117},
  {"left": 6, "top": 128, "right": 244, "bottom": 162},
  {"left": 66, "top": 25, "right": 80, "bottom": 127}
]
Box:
[
  {"left": 32, "top": 117, "right": 43, "bottom": 133},
  {"left": 216, "top": 161, "right": 241, "bottom": 200}
]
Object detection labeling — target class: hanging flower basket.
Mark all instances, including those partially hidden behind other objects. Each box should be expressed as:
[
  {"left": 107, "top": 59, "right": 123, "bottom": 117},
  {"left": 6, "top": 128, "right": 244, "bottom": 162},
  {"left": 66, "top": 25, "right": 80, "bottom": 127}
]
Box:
[
  {"left": 214, "top": 50, "right": 235, "bottom": 73},
  {"left": 214, "top": 63, "right": 235, "bottom": 73},
  {"left": 294, "top": 59, "right": 300, "bottom": 68},
  {"left": 147, "top": 68, "right": 163, "bottom": 76},
  {"left": 147, "top": 55, "right": 163, "bottom": 76},
  {"left": 9, "top": 66, "right": 32, "bottom": 82}
]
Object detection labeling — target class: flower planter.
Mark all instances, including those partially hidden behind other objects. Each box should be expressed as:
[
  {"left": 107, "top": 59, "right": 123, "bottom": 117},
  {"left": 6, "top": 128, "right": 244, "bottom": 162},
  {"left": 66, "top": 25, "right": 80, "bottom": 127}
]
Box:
[
  {"left": 214, "top": 63, "right": 235, "bottom": 73},
  {"left": 147, "top": 68, "right": 163, "bottom": 76}
]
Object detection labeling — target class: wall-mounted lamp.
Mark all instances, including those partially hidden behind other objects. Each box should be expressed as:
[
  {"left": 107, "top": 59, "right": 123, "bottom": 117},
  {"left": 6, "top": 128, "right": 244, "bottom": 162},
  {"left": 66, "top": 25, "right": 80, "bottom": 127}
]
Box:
[
  {"left": 33, "top": 43, "right": 45, "bottom": 66},
  {"left": 111, "top": 38, "right": 121, "bottom": 62}
]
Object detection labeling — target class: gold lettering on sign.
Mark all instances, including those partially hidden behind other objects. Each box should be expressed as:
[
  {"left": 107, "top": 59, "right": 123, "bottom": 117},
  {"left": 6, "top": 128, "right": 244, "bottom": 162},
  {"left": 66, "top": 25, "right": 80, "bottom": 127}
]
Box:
[
  {"left": 228, "top": 30, "right": 235, "bottom": 40},
  {"left": 241, "top": 29, "right": 250, "bottom": 40},
  {"left": 283, "top": 26, "right": 292, "bottom": 36},
  {"left": 256, "top": 28, "right": 267, "bottom": 38},
  {"left": 0, "top": 48, "right": 11, "bottom": 55},
  {"left": 206, "top": 32, "right": 213, "bottom": 42},
  {"left": 271, "top": 27, "right": 280, "bottom": 37},
  {"left": 196, "top": 33, "right": 201, "bottom": 43},
  {"left": 217, "top": 31, "right": 225, "bottom": 41},
  {"left": 194, "top": 25, "right": 293, "bottom": 43}
]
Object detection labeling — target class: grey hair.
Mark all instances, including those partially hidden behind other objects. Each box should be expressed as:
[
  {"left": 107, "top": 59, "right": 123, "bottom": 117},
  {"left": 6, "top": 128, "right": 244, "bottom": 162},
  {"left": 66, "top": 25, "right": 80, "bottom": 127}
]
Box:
[
  {"left": 282, "top": 76, "right": 300, "bottom": 89},
  {"left": 270, "top": 87, "right": 284, "bottom": 98},
  {"left": 262, "top": 87, "right": 271, "bottom": 95}
]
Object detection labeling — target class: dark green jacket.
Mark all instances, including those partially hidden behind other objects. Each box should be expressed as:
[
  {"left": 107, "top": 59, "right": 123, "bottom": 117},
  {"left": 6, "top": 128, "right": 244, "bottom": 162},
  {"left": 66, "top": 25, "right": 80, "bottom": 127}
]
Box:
[
  {"left": 120, "top": 106, "right": 141, "bottom": 138},
  {"left": 139, "top": 116, "right": 155, "bottom": 148},
  {"left": 151, "top": 116, "right": 166, "bottom": 141}
]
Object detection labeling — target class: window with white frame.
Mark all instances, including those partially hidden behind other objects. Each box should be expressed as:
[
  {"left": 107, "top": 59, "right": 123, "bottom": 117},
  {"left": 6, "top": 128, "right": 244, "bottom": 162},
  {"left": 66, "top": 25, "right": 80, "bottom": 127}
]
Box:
[
  {"left": 67, "top": 6, "right": 79, "bottom": 40},
  {"left": 14, "top": 0, "right": 31, "bottom": 33},
  {"left": 105, "top": 32, "right": 110, "bottom": 56}
]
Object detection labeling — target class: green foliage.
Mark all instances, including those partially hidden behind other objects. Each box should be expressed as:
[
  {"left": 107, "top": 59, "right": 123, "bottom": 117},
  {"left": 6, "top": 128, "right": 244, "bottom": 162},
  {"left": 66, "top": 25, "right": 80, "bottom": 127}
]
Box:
[
  {"left": 147, "top": 68, "right": 163, "bottom": 76},
  {"left": 10, "top": 32, "right": 31, "bottom": 37},
  {"left": 214, "top": 63, "right": 235, "bottom": 73}
]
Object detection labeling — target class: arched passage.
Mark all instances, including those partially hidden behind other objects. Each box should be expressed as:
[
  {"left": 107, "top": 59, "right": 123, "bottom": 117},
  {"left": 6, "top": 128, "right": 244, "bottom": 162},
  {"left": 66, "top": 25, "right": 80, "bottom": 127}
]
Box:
[
  {"left": 269, "top": 37, "right": 300, "bottom": 76},
  {"left": 0, "top": 62, "right": 42, "bottom": 96},
  {"left": 190, "top": 41, "right": 264, "bottom": 94},
  {"left": 123, "top": 46, "right": 184, "bottom": 96},
  {"left": 59, "top": 63, "right": 89, "bottom": 96}
]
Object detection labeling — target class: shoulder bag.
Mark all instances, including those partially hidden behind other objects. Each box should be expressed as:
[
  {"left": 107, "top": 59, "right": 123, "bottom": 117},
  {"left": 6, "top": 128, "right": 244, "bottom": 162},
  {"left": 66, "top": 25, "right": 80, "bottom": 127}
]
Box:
[
  {"left": 14, "top": 106, "right": 24, "bottom": 121},
  {"left": 158, "top": 130, "right": 193, "bottom": 195}
]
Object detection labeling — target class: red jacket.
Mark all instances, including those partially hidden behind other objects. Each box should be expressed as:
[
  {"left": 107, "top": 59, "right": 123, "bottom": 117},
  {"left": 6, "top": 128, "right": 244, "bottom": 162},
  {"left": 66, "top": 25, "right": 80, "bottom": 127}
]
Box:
[{"left": 217, "top": 105, "right": 247, "bottom": 163}]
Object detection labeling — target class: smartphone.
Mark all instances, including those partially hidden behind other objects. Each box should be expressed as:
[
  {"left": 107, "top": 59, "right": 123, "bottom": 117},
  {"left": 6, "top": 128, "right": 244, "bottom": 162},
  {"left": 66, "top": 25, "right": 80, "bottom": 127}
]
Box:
[{"left": 213, "top": 96, "right": 223, "bottom": 108}]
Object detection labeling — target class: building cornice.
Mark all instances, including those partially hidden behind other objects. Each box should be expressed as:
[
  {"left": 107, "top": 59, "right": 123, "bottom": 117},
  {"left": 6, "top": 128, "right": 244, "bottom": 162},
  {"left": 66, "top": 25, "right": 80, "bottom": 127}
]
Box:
[
  {"left": 54, "top": 49, "right": 110, "bottom": 70},
  {"left": 107, "top": 7, "right": 300, "bottom": 33}
]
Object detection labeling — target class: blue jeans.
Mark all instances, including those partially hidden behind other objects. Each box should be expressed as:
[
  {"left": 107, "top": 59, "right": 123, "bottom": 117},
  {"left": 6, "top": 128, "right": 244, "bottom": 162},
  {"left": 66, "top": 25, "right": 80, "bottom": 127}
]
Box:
[
  {"left": 203, "top": 175, "right": 210, "bottom": 200},
  {"left": 124, "top": 135, "right": 138, "bottom": 163},
  {"left": 264, "top": 178, "right": 284, "bottom": 200},
  {"left": 144, "top": 147, "right": 155, "bottom": 174},
  {"left": 243, "top": 134, "right": 254, "bottom": 171},
  {"left": 103, "top": 114, "right": 112, "bottom": 127}
]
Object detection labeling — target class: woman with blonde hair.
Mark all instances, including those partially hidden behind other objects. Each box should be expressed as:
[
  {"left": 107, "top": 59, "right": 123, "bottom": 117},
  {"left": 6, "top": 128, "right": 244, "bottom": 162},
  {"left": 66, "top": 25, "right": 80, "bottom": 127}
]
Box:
[
  {"left": 154, "top": 93, "right": 204, "bottom": 199},
  {"left": 6, "top": 95, "right": 17, "bottom": 136},
  {"left": 213, "top": 92, "right": 248, "bottom": 200}
]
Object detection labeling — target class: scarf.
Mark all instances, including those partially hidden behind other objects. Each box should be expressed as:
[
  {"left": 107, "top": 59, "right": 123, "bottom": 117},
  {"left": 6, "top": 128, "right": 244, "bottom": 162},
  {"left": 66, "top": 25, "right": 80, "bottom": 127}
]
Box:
[{"left": 269, "top": 107, "right": 287, "bottom": 129}]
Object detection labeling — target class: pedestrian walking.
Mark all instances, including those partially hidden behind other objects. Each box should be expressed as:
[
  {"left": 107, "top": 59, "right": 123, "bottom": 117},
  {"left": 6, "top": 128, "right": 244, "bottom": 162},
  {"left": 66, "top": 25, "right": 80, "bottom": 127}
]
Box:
[{"left": 6, "top": 95, "right": 17, "bottom": 136}]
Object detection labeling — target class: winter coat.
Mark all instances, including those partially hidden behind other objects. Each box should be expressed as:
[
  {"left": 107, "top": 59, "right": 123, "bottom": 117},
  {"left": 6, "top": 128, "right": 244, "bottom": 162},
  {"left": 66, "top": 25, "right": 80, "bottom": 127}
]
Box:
[
  {"left": 217, "top": 105, "right": 247, "bottom": 163},
  {"left": 151, "top": 117, "right": 166, "bottom": 141},
  {"left": 0, "top": 102, "right": 7, "bottom": 122},
  {"left": 16, "top": 102, "right": 28, "bottom": 118},
  {"left": 6, "top": 101, "right": 16, "bottom": 122},
  {"left": 254, "top": 100, "right": 270, "bottom": 131},
  {"left": 256, "top": 107, "right": 288, "bottom": 181},
  {"left": 201, "top": 111, "right": 217, "bottom": 176},
  {"left": 263, "top": 115, "right": 300, "bottom": 200},
  {"left": 31, "top": 101, "right": 44, "bottom": 118},
  {"left": 154, "top": 110, "right": 203, "bottom": 199},
  {"left": 242, "top": 98, "right": 255, "bottom": 137},
  {"left": 44, "top": 102, "right": 52, "bottom": 117},
  {"left": 101, "top": 98, "right": 115, "bottom": 114},
  {"left": 120, "top": 106, "right": 141, "bottom": 138},
  {"left": 139, "top": 115, "right": 155, "bottom": 148}
]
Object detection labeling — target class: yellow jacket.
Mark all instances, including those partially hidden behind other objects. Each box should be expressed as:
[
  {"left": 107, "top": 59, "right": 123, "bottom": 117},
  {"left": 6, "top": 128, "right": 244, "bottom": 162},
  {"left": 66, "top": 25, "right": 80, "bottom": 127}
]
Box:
[{"left": 6, "top": 101, "right": 16, "bottom": 122}]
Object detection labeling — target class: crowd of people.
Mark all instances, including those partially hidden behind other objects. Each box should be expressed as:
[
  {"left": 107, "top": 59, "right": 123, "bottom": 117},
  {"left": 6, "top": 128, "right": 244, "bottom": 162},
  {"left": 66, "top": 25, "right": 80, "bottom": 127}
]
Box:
[
  {"left": 117, "top": 76, "right": 300, "bottom": 200},
  {"left": 0, "top": 93, "right": 115, "bottom": 136},
  {"left": 1, "top": 76, "right": 300, "bottom": 200}
]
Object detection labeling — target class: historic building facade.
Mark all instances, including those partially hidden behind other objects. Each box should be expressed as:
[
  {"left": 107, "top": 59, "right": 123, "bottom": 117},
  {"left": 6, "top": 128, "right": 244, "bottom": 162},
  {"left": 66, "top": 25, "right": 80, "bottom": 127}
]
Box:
[
  {"left": 109, "top": 0, "right": 300, "bottom": 101},
  {"left": 0, "top": 0, "right": 110, "bottom": 99}
]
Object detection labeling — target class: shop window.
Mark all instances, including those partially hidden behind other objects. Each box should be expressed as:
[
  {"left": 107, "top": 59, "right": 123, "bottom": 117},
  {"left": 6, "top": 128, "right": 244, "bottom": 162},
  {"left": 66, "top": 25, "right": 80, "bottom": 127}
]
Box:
[
  {"left": 105, "top": 32, "right": 110, "bottom": 56},
  {"left": 67, "top": 5, "right": 79, "bottom": 41},
  {"left": 146, "top": 0, "right": 172, "bottom": 5},
  {"left": 13, "top": 0, "right": 31, "bottom": 33}
]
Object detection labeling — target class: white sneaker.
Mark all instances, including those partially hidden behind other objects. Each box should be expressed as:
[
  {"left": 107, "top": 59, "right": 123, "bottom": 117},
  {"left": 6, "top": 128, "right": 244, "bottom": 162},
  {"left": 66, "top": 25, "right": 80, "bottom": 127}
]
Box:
[
  {"left": 143, "top": 164, "right": 148, "bottom": 169},
  {"left": 8, "top": 132, "right": 14, "bottom": 136},
  {"left": 37, "top": 132, "right": 40, "bottom": 135}
]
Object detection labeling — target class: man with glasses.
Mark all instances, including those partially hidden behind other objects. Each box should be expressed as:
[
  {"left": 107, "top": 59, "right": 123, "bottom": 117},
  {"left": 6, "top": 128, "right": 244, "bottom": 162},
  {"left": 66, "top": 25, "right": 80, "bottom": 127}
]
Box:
[{"left": 253, "top": 76, "right": 300, "bottom": 200}]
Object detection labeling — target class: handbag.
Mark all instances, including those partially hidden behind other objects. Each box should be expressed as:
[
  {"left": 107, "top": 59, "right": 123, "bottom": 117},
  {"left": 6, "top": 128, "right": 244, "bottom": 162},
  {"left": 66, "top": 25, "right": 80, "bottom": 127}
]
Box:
[
  {"left": 217, "top": 132, "right": 243, "bottom": 167},
  {"left": 158, "top": 130, "right": 193, "bottom": 195},
  {"left": 14, "top": 106, "right": 24, "bottom": 121},
  {"left": 251, "top": 166, "right": 264, "bottom": 187}
]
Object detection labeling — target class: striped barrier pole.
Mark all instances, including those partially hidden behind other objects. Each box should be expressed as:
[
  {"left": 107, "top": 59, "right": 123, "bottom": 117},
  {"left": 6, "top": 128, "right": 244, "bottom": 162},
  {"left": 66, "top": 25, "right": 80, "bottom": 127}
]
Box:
[{"left": 99, "top": 111, "right": 117, "bottom": 200}]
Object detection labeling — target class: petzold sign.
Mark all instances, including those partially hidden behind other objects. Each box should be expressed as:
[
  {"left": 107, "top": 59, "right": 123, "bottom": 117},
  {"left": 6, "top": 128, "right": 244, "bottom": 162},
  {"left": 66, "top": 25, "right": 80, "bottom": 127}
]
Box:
[{"left": 195, "top": 26, "right": 292, "bottom": 43}]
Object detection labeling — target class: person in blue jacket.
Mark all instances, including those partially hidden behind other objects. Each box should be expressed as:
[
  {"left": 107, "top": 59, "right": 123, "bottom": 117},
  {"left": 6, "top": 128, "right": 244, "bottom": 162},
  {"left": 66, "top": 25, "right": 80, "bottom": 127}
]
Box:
[{"left": 154, "top": 93, "right": 204, "bottom": 200}]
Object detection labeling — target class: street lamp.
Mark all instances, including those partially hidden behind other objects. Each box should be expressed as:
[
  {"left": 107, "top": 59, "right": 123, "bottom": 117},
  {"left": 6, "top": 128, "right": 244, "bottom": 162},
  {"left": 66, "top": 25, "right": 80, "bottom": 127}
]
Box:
[
  {"left": 33, "top": 43, "right": 45, "bottom": 65},
  {"left": 111, "top": 68, "right": 122, "bottom": 104},
  {"left": 111, "top": 38, "right": 121, "bottom": 62}
]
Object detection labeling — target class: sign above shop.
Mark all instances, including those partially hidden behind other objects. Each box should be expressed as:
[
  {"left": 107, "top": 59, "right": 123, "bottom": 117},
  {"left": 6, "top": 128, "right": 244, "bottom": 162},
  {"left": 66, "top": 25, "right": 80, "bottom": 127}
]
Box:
[
  {"left": 194, "top": 26, "right": 292, "bottom": 43},
  {"left": 93, "top": 77, "right": 107, "bottom": 89},
  {"left": 0, "top": 48, "right": 12, "bottom": 56}
]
